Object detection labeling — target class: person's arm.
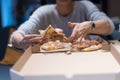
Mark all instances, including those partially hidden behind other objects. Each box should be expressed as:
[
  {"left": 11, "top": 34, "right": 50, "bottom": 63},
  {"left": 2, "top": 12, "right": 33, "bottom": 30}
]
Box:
[
  {"left": 91, "top": 19, "right": 111, "bottom": 35},
  {"left": 67, "top": 1, "right": 115, "bottom": 42},
  {"left": 11, "top": 32, "right": 28, "bottom": 50},
  {"left": 10, "top": 5, "right": 51, "bottom": 49},
  {"left": 11, "top": 32, "right": 48, "bottom": 50},
  {"left": 82, "top": 1, "right": 115, "bottom": 34},
  {"left": 67, "top": 19, "right": 113, "bottom": 42}
]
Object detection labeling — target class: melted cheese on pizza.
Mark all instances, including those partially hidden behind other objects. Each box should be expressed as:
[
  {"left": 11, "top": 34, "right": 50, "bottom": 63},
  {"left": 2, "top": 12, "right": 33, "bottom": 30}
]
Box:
[
  {"left": 40, "top": 40, "right": 65, "bottom": 51},
  {"left": 72, "top": 40, "right": 102, "bottom": 51}
]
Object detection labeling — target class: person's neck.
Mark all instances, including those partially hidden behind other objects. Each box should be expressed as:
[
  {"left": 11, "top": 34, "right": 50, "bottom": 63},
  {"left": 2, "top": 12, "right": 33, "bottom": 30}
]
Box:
[{"left": 56, "top": 3, "right": 74, "bottom": 16}]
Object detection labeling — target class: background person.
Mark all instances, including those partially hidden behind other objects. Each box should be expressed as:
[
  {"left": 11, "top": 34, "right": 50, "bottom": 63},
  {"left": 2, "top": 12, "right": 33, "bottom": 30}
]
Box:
[{"left": 10, "top": 0, "right": 115, "bottom": 50}]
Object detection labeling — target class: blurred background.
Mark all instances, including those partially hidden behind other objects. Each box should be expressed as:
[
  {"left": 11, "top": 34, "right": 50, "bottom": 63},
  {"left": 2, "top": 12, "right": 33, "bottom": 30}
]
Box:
[
  {"left": 0, "top": 0, "right": 120, "bottom": 79},
  {"left": 1, "top": 0, "right": 120, "bottom": 62}
]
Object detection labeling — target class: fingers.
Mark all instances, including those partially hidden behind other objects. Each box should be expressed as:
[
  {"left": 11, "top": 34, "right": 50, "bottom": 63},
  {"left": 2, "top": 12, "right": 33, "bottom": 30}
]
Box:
[
  {"left": 29, "top": 37, "right": 48, "bottom": 44},
  {"left": 67, "top": 21, "right": 93, "bottom": 43},
  {"left": 67, "top": 27, "right": 91, "bottom": 43},
  {"left": 66, "top": 29, "right": 78, "bottom": 42},
  {"left": 24, "top": 34, "right": 42, "bottom": 40},
  {"left": 76, "top": 29, "right": 89, "bottom": 43},
  {"left": 68, "top": 22, "right": 77, "bottom": 28},
  {"left": 76, "top": 33, "right": 84, "bottom": 43},
  {"left": 22, "top": 34, "right": 48, "bottom": 47}
]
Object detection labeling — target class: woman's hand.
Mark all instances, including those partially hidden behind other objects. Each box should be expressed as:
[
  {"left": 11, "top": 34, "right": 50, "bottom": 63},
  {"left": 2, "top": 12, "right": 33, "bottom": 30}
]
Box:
[
  {"left": 67, "top": 21, "right": 92, "bottom": 43},
  {"left": 13, "top": 33, "right": 48, "bottom": 50},
  {"left": 22, "top": 34, "right": 48, "bottom": 45}
]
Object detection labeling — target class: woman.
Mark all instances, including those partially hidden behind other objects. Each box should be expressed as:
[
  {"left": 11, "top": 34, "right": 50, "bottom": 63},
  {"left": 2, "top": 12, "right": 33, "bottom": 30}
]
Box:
[{"left": 10, "top": 0, "right": 115, "bottom": 50}]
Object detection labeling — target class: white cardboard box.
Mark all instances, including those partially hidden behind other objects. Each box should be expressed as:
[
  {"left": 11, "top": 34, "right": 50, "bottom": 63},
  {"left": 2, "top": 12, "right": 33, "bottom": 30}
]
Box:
[{"left": 10, "top": 41, "right": 120, "bottom": 80}]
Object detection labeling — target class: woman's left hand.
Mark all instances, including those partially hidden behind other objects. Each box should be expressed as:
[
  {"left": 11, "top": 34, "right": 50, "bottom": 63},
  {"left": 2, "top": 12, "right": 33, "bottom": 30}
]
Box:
[{"left": 66, "top": 21, "right": 92, "bottom": 43}]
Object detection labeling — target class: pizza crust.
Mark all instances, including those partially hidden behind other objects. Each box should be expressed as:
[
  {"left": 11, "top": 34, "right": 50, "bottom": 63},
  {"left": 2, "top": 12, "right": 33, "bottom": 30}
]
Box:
[{"left": 81, "top": 44, "right": 102, "bottom": 52}]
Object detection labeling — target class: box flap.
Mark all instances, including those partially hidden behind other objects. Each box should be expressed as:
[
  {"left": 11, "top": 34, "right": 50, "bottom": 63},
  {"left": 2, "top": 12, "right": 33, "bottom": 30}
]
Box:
[
  {"left": 11, "top": 46, "right": 32, "bottom": 72},
  {"left": 111, "top": 40, "right": 120, "bottom": 65},
  {"left": 31, "top": 44, "right": 40, "bottom": 53}
]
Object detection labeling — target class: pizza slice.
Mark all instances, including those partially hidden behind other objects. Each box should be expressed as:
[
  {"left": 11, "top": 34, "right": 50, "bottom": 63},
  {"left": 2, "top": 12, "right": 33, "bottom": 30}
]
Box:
[
  {"left": 72, "top": 39, "right": 102, "bottom": 52},
  {"left": 39, "top": 25, "right": 67, "bottom": 41},
  {"left": 44, "top": 25, "right": 55, "bottom": 39},
  {"left": 40, "top": 40, "right": 72, "bottom": 52},
  {"left": 40, "top": 40, "right": 64, "bottom": 51}
]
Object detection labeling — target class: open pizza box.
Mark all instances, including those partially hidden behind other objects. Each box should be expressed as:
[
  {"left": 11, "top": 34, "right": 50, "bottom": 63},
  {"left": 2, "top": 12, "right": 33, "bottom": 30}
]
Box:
[{"left": 9, "top": 40, "right": 120, "bottom": 80}]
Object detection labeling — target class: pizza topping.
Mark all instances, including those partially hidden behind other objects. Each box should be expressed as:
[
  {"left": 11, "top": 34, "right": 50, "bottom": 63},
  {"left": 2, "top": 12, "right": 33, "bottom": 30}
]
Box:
[
  {"left": 40, "top": 40, "right": 65, "bottom": 51},
  {"left": 39, "top": 25, "right": 102, "bottom": 52},
  {"left": 72, "top": 39, "right": 102, "bottom": 51}
]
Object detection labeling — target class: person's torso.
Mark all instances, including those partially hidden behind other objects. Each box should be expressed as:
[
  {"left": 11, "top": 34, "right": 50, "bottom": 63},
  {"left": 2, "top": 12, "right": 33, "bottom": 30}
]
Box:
[{"left": 40, "top": 1, "right": 88, "bottom": 36}]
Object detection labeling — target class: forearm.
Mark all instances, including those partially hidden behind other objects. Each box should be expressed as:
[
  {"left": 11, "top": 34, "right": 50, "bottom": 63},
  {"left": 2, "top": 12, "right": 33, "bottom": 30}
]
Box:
[{"left": 91, "top": 19, "right": 113, "bottom": 35}]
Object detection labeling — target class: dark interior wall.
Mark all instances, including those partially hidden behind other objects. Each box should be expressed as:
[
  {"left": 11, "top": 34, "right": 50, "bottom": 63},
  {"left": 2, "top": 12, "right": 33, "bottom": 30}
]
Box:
[{"left": 107, "top": 0, "right": 120, "bottom": 18}]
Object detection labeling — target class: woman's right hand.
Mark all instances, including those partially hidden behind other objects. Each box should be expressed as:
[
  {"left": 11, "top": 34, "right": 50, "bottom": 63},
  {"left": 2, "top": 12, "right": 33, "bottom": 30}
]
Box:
[{"left": 13, "top": 33, "right": 48, "bottom": 50}]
